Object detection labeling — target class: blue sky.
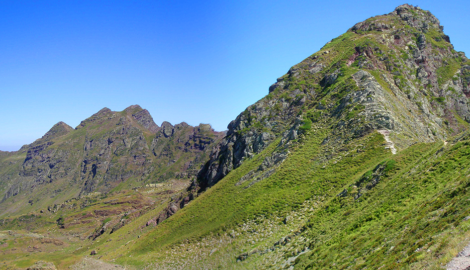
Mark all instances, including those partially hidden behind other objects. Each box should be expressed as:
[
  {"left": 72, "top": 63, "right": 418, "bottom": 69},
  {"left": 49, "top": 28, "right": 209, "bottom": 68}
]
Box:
[{"left": 1, "top": 0, "right": 469, "bottom": 151}]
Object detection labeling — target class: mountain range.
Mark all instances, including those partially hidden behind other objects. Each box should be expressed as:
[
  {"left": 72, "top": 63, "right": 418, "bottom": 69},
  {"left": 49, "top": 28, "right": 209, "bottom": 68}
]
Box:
[{"left": 1, "top": 4, "right": 470, "bottom": 269}]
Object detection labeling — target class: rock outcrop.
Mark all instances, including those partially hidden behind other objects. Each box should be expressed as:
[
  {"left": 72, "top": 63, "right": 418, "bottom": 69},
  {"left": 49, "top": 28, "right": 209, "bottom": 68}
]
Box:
[{"left": 126, "top": 105, "right": 160, "bottom": 133}]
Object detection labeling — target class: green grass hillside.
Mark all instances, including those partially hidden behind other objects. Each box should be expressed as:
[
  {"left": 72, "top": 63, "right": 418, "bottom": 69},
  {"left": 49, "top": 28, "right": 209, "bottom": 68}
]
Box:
[
  {"left": 112, "top": 127, "right": 393, "bottom": 266},
  {"left": 98, "top": 4, "right": 470, "bottom": 269},
  {"left": 2, "top": 4, "right": 470, "bottom": 269},
  {"left": 102, "top": 130, "right": 470, "bottom": 269},
  {"left": 295, "top": 135, "right": 470, "bottom": 269}
]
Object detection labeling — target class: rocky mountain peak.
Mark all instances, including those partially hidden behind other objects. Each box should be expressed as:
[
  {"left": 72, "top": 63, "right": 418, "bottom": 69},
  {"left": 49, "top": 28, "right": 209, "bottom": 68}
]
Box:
[
  {"left": 28, "top": 121, "right": 74, "bottom": 148},
  {"left": 124, "top": 104, "right": 142, "bottom": 111},
  {"left": 175, "top": 122, "right": 189, "bottom": 129},
  {"left": 160, "top": 121, "right": 174, "bottom": 137},
  {"left": 350, "top": 4, "right": 444, "bottom": 37},
  {"left": 196, "top": 4, "right": 470, "bottom": 190},
  {"left": 198, "top": 123, "right": 213, "bottom": 133},
  {"left": 393, "top": 4, "right": 440, "bottom": 29},
  {"left": 76, "top": 107, "right": 114, "bottom": 129},
  {"left": 42, "top": 121, "right": 73, "bottom": 140},
  {"left": 127, "top": 105, "right": 159, "bottom": 133},
  {"left": 95, "top": 107, "right": 113, "bottom": 116}
]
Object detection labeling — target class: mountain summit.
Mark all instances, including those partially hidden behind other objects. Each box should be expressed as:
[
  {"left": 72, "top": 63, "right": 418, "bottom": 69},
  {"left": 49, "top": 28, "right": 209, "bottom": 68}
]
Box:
[{"left": 196, "top": 4, "right": 470, "bottom": 190}]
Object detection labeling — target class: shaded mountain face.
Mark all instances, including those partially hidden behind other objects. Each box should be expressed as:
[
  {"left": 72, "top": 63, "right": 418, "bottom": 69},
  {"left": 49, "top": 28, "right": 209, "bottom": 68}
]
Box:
[
  {"left": 197, "top": 3, "right": 470, "bottom": 190},
  {"left": 0, "top": 105, "right": 224, "bottom": 216}
]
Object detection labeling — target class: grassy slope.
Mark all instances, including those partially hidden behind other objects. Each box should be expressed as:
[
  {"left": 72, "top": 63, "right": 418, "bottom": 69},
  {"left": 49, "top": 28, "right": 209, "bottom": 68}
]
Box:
[
  {"left": 110, "top": 126, "right": 393, "bottom": 266},
  {"left": 103, "top": 130, "right": 470, "bottom": 269},
  {"left": 0, "top": 184, "right": 183, "bottom": 269},
  {"left": 294, "top": 133, "right": 470, "bottom": 269},
  {"left": 102, "top": 11, "right": 470, "bottom": 268}
]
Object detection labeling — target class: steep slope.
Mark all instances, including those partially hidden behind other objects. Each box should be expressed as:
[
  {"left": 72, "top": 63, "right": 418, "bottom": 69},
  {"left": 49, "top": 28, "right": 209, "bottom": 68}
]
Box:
[
  {"left": 0, "top": 105, "right": 224, "bottom": 217},
  {"left": 98, "top": 4, "right": 470, "bottom": 269},
  {"left": 198, "top": 4, "right": 470, "bottom": 191}
]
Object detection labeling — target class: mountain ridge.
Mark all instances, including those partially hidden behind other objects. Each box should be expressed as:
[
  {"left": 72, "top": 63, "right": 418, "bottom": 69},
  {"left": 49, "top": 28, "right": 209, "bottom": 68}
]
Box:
[
  {"left": 1, "top": 4, "right": 470, "bottom": 269},
  {"left": 109, "top": 4, "right": 470, "bottom": 268},
  {"left": 0, "top": 104, "right": 224, "bottom": 217},
  {"left": 194, "top": 3, "right": 470, "bottom": 192}
]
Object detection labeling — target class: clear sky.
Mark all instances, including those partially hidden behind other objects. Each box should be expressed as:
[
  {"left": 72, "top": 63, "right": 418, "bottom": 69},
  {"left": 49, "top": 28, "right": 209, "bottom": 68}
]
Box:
[{"left": 1, "top": 0, "right": 469, "bottom": 151}]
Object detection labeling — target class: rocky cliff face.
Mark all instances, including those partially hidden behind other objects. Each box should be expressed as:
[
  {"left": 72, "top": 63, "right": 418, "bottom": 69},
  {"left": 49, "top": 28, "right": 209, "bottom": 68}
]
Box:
[
  {"left": 0, "top": 105, "right": 223, "bottom": 216},
  {"left": 197, "top": 4, "right": 470, "bottom": 190}
]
